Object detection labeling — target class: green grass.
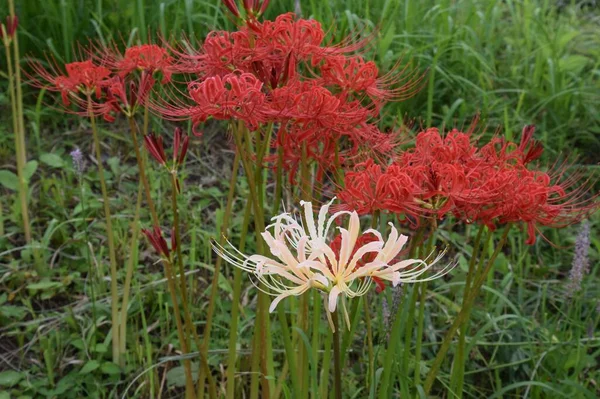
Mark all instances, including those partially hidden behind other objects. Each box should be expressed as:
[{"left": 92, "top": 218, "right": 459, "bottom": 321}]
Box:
[{"left": 1, "top": 0, "right": 599, "bottom": 398}]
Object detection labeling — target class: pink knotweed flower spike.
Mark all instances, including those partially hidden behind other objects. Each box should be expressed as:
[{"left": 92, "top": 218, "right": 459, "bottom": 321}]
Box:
[{"left": 213, "top": 198, "right": 454, "bottom": 331}]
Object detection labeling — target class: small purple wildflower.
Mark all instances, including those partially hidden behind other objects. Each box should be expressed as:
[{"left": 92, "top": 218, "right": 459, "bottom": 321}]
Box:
[
  {"left": 70, "top": 148, "right": 85, "bottom": 175},
  {"left": 566, "top": 222, "right": 591, "bottom": 297}
]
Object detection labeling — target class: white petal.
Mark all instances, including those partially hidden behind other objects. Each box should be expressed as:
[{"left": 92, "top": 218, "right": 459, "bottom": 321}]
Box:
[
  {"left": 317, "top": 197, "right": 337, "bottom": 238},
  {"left": 346, "top": 241, "right": 384, "bottom": 275},
  {"left": 269, "top": 284, "right": 310, "bottom": 312},
  {"left": 328, "top": 286, "right": 341, "bottom": 313},
  {"left": 300, "top": 200, "right": 318, "bottom": 240}
]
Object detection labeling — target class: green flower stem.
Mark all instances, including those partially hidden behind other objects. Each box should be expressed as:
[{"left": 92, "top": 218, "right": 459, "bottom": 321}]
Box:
[
  {"left": 77, "top": 173, "right": 97, "bottom": 351},
  {"left": 232, "top": 125, "right": 271, "bottom": 398},
  {"left": 413, "top": 225, "right": 437, "bottom": 389},
  {"left": 198, "top": 149, "right": 240, "bottom": 397},
  {"left": 378, "top": 222, "right": 426, "bottom": 398},
  {"left": 163, "top": 256, "right": 197, "bottom": 399},
  {"left": 296, "top": 141, "right": 312, "bottom": 399},
  {"left": 403, "top": 224, "right": 435, "bottom": 389},
  {"left": 450, "top": 225, "right": 485, "bottom": 395},
  {"left": 363, "top": 297, "right": 375, "bottom": 390},
  {"left": 4, "top": 35, "right": 31, "bottom": 244},
  {"left": 88, "top": 97, "right": 120, "bottom": 364},
  {"left": 332, "top": 310, "right": 343, "bottom": 399},
  {"left": 319, "top": 326, "right": 333, "bottom": 398},
  {"left": 169, "top": 172, "right": 217, "bottom": 399},
  {"left": 127, "top": 116, "right": 159, "bottom": 226},
  {"left": 8, "top": 0, "right": 31, "bottom": 244},
  {"left": 272, "top": 134, "right": 285, "bottom": 215},
  {"left": 340, "top": 297, "right": 361, "bottom": 366},
  {"left": 310, "top": 291, "right": 321, "bottom": 397},
  {"left": 226, "top": 201, "right": 252, "bottom": 398},
  {"left": 365, "top": 211, "right": 380, "bottom": 389},
  {"left": 423, "top": 224, "right": 512, "bottom": 394},
  {"left": 118, "top": 180, "right": 143, "bottom": 366},
  {"left": 401, "top": 284, "right": 418, "bottom": 376}
]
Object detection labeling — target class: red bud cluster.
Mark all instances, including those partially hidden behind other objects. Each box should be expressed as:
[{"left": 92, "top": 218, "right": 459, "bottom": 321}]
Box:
[{"left": 144, "top": 128, "right": 189, "bottom": 170}]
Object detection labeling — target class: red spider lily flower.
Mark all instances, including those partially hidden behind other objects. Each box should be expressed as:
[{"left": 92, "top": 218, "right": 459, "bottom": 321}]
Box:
[
  {"left": 517, "top": 125, "right": 543, "bottom": 165},
  {"left": 0, "top": 15, "right": 18, "bottom": 43},
  {"left": 319, "top": 56, "right": 424, "bottom": 112},
  {"left": 484, "top": 165, "right": 598, "bottom": 245},
  {"left": 337, "top": 159, "right": 425, "bottom": 218},
  {"left": 153, "top": 71, "right": 267, "bottom": 133},
  {"left": 144, "top": 132, "right": 167, "bottom": 166},
  {"left": 267, "top": 82, "right": 369, "bottom": 134},
  {"left": 171, "top": 31, "right": 237, "bottom": 77},
  {"left": 114, "top": 44, "right": 174, "bottom": 83},
  {"left": 142, "top": 225, "right": 170, "bottom": 258},
  {"left": 29, "top": 59, "right": 112, "bottom": 106}
]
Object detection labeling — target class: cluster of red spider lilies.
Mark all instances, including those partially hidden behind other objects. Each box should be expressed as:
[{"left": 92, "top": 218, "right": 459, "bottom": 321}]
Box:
[
  {"left": 18, "top": 0, "right": 597, "bottom": 396},
  {"left": 28, "top": 1, "right": 593, "bottom": 249}
]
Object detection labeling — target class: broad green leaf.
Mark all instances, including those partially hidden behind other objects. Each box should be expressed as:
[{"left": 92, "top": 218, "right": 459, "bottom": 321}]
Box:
[
  {"left": 40, "top": 153, "right": 65, "bottom": 168},
  {"left": 27, "top": 280, "right": 62, "bottom": 291},
  {"left": 0, "top": 170, "right": 19, "bottom": 191},
  {"left": 80, "top": 360, "right": 100, "bottom": 374},
  {"left": 167, "top": 363, "right": 199, "bottom": 387},
  {"left": 100, "top": 362, "right": 122, "bottom": 375},
  {"left": 24, "top": 160, "right": 38, "bottom": 182},
  {"left": 0, "top": 370, "right": 23, "bottom": 387}
]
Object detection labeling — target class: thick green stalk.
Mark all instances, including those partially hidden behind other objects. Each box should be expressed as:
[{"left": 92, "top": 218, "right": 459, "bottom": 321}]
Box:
[
  {"left": 163, "top": 257, "right": 196, "bottom": 399},
  {"left": 4, "top": 37, "right": 31, "bottom": 243},
  {"left": 226, "top": 203, "right": 253, "bottom": 398},
  {"left": 310, "top": 291, "right": 321, "bottom": 398},
  {"left": 378, "top": 223, "right": 425, "bottom": 398},
  {"left": 169, "top": 172, "right": 217, "bottom": 399},
  {"left": 118, "top": 180, "right": 143, "bottom": 366},
  {"left": 413, "top": 281, "right": 427, "bottom": 388},
  {"left": 201, "top": 150, "right": 240, "bottom": 396},
  {"left": 319, "top": 326, "right": 333, "bottom": 398},
  {"left": 413, "top": 227, "right": 437, "bottom": 389},
  {"left": 77, "top": 174, "right": 97, "bottom": 351},
  {"left": 363, "top": 297, "right": 375, "bottom": 391},
  {"left": 88, "top": 98, "right": 120, "bottom": 364},
  {"left": 232, "top": 126, "right": 271, "bottom": 398},
  {"left": 8, "top": 0, "right": 31, "bottom": 243},
  {"left": 450, "top": 225, "right": 485, "bottom": 395},
  {"left": 127, "top": 116, "right": 158, "bottom": 226},
  {"left": 401, "top": 285, "right": 418, "bottom": 375},
  {"left": 340, "top": 297, "right": 361, "bottom": 366},
  {"left": 297, "top": 141, "right": 312, "bottom": 398},
  {"left": 423, "top": 225, "right": 512, "bottom": 394},
  {"left": 332, "top": 311, "right": 343, "bottom": 399}
]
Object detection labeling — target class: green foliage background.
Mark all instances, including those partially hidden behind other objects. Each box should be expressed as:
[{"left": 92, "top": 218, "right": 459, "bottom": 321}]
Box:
[{"left": 0, "top": 0, "right": 599, "bottom": 398}]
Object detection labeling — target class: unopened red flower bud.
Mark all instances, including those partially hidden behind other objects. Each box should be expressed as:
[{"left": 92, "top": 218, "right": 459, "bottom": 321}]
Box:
[
  {"left": 142, "top": 225, "right": 170, "bottom": 258},
  {"left": 173, "top": 127, "right": 182, "bottom": 165},
  {"left": 144, "top": 133, "right": 167, "bottom": 165},
  {"left": 178, "top": 135, "right": 189, "bottom": 166},
  {"left": 1, "top": 16, "right": 18, "bottom": 41},
  {"left": 222, "top": 0, "right": 240, "bottom": 17}
]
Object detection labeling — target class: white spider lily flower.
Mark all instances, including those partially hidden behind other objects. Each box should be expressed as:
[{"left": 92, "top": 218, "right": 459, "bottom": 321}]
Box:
[{"left": 212, "top": 199, "right": 453, "bottom": 326}]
